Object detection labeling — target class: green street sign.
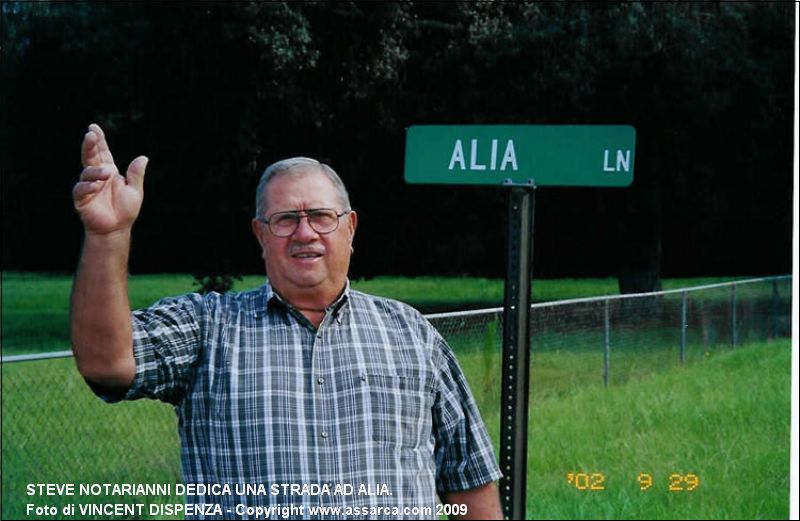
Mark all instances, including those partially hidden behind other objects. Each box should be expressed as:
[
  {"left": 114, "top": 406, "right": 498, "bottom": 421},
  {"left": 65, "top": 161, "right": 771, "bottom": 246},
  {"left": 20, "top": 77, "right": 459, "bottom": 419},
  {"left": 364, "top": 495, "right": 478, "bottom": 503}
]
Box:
[{"left": 404, "top": 125, "right": 635, "bottom": 187}]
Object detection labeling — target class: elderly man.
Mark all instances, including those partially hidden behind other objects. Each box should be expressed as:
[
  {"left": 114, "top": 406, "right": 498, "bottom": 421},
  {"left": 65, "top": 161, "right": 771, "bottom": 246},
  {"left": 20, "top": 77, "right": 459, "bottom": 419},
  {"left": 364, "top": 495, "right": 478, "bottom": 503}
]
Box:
[{"left": 71, "top": 124, "right": 502, "bottom": 520}]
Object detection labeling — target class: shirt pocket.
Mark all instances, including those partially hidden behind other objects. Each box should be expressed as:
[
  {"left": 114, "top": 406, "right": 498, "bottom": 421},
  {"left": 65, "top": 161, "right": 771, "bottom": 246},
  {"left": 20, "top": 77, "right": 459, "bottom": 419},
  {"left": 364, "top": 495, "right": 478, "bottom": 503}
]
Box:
[{"left": 363, "top": 370, "right": 435, "bottom": 450}]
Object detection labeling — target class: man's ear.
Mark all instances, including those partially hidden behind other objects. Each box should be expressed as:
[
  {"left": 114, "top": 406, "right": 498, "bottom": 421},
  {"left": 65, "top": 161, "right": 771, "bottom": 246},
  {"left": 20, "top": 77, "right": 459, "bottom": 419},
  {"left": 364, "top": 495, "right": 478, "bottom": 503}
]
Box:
[
  {"left": 347, "top": 210, "right": 358, "bottom": 242},
  {"left": 251, "top": 218, "right": 267, "bottom": 250}
]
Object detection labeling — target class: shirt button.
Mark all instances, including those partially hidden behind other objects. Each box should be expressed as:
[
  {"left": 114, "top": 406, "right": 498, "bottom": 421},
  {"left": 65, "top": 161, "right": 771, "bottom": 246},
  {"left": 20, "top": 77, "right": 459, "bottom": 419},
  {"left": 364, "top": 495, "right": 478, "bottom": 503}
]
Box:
[
  {"left": 360, "top": 375, "right": 367, "bottom": 382},
  {"left": 321, "top": 431, "right": 328, "bottom": 439},
  {"left": 317, "top": 377, "right": 325, "bottom": 385}
]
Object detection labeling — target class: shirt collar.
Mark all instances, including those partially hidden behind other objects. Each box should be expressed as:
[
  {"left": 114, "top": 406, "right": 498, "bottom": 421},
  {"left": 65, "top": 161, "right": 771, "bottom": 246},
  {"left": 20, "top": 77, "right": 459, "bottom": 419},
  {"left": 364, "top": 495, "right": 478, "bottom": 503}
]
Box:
[{"left": 262, "top": 279, "right": 351, "bottom": 322}]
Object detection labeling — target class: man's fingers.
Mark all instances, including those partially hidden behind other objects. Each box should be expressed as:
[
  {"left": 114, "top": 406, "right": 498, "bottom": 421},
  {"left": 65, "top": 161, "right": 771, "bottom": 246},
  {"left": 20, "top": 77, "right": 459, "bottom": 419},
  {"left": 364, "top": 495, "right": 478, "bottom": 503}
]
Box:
[
  {"left": 81, "top": 130, "right": 100, "bottom": 167},
  {"left": 126, "top": 156, "right": 149, "bottom": 193},
  {"left": 72, "top": 180, "right": 104, "bottom": 202},
  {"left": 87, "top": 123, "right": 115, "bottom": 165},
  {"left": 79, "top": 165, "right": 114, "bottom": 182}
]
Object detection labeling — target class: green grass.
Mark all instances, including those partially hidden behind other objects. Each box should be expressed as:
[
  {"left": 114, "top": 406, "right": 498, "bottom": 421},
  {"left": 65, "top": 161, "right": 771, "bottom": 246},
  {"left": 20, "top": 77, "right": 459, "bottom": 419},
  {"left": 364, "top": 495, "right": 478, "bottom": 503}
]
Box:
[
  {"left": 2, "top": 340, "right": 790, "bottom": 520},
  {"left": 1, "top": 357, "right": 182, "bottom": 520},
  {"left": 2, "top": 271, "right": 747, "bottom": 355},
  {"left": 1, "top": 272, "right": 199, "bottom": 354},
  {"left": 457, "top": 340, "right": 791, "bottom": 519}
]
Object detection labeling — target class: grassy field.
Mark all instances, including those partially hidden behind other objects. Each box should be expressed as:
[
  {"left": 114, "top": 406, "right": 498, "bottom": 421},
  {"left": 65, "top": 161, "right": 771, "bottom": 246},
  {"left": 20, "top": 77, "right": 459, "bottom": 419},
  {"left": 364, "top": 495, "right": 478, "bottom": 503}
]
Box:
[
  {"left": 1, "top": 340, "right": 790, "bottom": 519},
  {"left": 1, "top": 272, "right": 790, "bottom": 519},
  {"left": 458, "top": 340, "right": 791, "bottom": 519},
  {"left": 1, "top": 356, "right": 182, "bottom": 519},
  {"left": 2, "top": 271, "right": 746, "bottom": 355}
]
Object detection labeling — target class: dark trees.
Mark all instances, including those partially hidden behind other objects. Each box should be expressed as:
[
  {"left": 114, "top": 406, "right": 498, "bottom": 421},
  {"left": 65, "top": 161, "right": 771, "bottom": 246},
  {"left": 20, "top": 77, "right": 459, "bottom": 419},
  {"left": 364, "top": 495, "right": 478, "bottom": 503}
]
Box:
[{"left": 2, "top": 2, "right": 793, "bottom": 288}]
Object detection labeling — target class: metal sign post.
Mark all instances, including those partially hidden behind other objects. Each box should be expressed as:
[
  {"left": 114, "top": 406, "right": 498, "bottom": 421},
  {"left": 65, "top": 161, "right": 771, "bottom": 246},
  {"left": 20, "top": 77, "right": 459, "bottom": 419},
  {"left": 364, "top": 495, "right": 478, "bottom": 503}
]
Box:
[
  {"left": 499, "top": 185, "right": 535, "bottom": 520},
  {"left": 403, "top": 124, "right": 635, "bottom": 520}
]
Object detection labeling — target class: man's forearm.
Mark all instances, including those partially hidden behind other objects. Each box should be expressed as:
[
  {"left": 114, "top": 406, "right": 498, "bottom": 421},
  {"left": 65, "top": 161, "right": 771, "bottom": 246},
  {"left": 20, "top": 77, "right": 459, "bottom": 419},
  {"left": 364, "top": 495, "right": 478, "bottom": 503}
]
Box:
[
  {"left": 70, "top": 229, "right": 136, "bottom": 388},
  {"left": 441, "top": 482, "right": 503, "bottom": 520}
]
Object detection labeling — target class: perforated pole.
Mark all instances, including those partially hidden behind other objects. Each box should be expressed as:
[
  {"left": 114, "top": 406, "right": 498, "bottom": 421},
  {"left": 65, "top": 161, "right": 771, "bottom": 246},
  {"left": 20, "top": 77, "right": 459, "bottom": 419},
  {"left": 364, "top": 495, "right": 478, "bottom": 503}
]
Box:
[{"left": 499, "top": 187, "right": 535, "bottom": 520}]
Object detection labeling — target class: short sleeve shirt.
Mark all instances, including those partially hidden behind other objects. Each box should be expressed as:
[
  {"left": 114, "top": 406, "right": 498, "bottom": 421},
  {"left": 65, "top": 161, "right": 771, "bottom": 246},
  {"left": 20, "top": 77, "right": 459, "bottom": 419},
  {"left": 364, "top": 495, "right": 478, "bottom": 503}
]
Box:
[{"left": 103, "top": 283, "right": 501, "bottom": 519}]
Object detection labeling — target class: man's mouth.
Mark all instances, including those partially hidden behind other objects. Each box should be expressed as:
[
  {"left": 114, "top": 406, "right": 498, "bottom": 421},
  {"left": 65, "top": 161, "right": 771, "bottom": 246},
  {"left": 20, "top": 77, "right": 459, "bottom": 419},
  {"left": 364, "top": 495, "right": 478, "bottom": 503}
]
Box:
[{"left": 291, "top": 251, "right": 323, "bottom": 259}]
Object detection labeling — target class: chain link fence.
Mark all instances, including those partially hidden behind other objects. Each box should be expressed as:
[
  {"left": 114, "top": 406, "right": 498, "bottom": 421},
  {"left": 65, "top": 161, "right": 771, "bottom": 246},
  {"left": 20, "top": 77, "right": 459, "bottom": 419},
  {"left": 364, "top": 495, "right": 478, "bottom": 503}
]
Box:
[
  {"left": 1, "top": 276, "right": 792, "bottom": 518},
  {"left": 429, "top": 275, "right": 791, "bottom": 396}
]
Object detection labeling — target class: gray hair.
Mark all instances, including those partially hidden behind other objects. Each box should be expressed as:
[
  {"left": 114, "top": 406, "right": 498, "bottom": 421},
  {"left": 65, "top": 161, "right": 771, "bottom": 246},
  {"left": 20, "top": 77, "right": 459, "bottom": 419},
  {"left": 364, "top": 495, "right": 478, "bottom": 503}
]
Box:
[{"left": 254, "top": 157, "right": 351, "bottom": 219}]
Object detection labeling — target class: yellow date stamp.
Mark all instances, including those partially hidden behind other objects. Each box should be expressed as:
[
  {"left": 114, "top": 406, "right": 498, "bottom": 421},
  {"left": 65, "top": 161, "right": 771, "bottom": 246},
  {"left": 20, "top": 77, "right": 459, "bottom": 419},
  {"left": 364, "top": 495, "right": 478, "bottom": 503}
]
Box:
[{"left": 566, "top": 472, "right": 700, "bottom": 491}]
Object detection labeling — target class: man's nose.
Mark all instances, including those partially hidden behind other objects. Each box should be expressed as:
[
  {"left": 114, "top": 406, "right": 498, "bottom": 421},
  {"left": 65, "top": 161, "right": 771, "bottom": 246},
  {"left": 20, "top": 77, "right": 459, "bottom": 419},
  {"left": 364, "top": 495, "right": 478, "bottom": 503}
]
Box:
[{"left": 292, "top": 215, "right": 319, "bottom": 241}]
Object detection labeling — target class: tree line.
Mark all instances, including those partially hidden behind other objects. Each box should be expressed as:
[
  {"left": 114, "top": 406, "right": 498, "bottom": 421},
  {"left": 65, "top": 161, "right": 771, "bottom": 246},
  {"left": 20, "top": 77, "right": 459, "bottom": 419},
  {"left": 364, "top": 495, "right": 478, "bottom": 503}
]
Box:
[{"left": 2, "top": 2, "right": 794, "bottom": 292}]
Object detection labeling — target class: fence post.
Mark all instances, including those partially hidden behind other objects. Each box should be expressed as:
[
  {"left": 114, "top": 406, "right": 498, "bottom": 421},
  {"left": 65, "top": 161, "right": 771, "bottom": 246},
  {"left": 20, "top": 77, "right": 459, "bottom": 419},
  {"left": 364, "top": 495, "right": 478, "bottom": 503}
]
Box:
[
  {"left": 680, "top": 291, "right": 687, "bottom": 364},
  {"left": 770, "top": 279, "right": 779, "bottom": 339},
  {"left": 603, "top": 299, "right": 610, "bottom": 387},
  {"left": 730, "top": 283, "right": 737, "bottom": 349}
]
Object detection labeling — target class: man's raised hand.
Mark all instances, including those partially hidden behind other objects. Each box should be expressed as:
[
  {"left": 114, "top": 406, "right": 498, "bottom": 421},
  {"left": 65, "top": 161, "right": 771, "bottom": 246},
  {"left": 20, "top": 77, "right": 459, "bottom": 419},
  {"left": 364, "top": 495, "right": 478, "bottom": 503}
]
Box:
[{"left": 73, "top": 123, "right": 148, "bottom": 236}]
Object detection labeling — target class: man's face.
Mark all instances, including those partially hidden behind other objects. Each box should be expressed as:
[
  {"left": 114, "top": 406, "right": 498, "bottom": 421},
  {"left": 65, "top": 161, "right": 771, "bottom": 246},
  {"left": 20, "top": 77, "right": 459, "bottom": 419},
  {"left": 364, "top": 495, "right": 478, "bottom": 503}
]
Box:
[{"left": 251, "top": 169, "right": 357, "bottom": 304}]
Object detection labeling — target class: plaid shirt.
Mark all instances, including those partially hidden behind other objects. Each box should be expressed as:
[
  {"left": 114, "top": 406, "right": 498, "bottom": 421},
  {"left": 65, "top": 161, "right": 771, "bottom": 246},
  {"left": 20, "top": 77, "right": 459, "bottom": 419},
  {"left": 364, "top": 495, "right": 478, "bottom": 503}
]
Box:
[{"left": 103, "top": 283, "right": 501, "bottom": 519}]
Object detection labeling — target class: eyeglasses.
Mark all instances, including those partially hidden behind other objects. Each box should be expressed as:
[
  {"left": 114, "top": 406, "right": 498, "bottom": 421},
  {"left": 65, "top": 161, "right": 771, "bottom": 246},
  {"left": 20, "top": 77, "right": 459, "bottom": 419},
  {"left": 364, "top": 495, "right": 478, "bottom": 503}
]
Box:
[{"left": 258, "top": 208, "right": 350, "bottom": 237}]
